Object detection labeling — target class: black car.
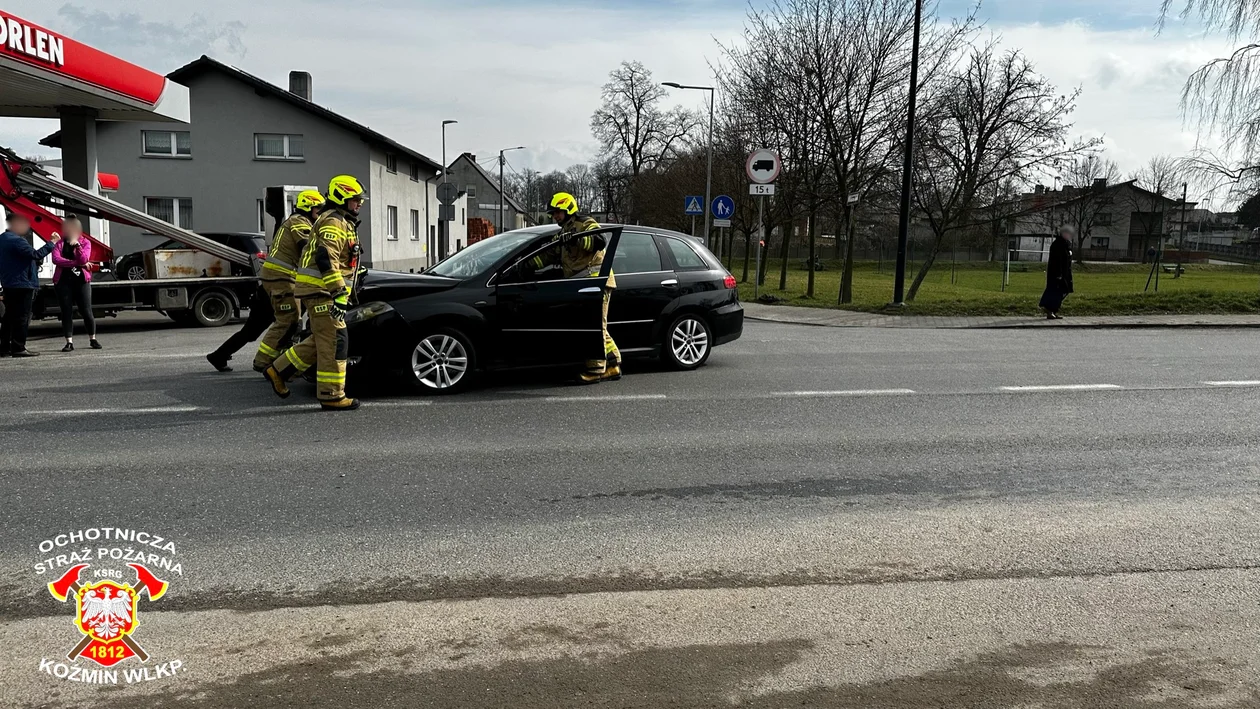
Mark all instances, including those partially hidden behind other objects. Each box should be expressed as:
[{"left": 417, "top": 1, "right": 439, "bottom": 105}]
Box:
[
  {"left": 346, "top": 225, "right": 743, "bottom": 393},
  {"left": 115, "top": 232, "right": 267, "bottom": 280}
]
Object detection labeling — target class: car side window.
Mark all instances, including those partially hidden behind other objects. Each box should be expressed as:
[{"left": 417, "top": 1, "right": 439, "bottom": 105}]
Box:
[
  {"left": 500, "top": 239, "right": 569, "bottom": 285},
  {"left": 662, "top": 237, "right": 707, "bottom": 271},
  {"left": 612, "top": 232, "right": 663, "bottom": 274}
]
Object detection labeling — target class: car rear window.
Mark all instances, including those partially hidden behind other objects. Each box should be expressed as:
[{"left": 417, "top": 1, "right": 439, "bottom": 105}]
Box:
[
  {"left": 612, "top": 232, "right": 663, "bottom": 273},
  {"left": 662, "top": 237, "right": 707, "bottom": 271}
]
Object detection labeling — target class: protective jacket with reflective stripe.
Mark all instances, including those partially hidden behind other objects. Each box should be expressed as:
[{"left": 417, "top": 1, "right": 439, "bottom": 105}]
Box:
[
  {"left": 261, "top": 212, "right": 313, "bottom": 284},
  {"left": 532, "top": 215, "right": 616, "bottom": 288},
  {"left": 295, "top": 207, "right": 358, "bottom": 299}
]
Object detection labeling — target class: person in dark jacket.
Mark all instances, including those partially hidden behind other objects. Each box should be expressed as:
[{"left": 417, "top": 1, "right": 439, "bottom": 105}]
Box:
[
  {"left": 1040, "top": 226, "right": 1075, "bottom": 319},
  {"left": 0, "top": 212, "right": 59, "bottom": 357}
]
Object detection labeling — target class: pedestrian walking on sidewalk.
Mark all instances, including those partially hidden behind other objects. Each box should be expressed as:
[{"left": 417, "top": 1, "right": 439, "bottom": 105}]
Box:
[
  {"left": 50, "top": 216, "right": 101, "bottom": 352},
  {"left": 0, "top": 212, "right": 59, "bottom": 357},
  {"left": 1040, "top": 226, "right": 1074, "bottom": 320}
]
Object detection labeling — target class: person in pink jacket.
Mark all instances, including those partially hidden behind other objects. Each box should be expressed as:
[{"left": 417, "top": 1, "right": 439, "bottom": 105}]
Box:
[{"left": 50, "top": 216, "right": 100, "bottom": 352}]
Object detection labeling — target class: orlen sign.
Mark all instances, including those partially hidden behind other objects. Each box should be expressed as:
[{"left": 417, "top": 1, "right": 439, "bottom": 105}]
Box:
[
  {"left": 0, "top": 10, "right": 166, "bottom": 107},
  {"left": 0, "top": 14, "right": 64, "bottom": 67}
]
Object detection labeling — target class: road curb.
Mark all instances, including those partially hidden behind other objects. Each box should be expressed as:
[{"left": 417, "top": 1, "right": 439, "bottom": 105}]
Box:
[{"left": 743, "top": 313, "right": 1260, "bottom": 330}]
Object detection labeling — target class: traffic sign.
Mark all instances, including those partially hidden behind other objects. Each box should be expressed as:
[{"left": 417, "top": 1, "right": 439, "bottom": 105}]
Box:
[
  {"left": 684, "top": 196, "right": 704, "bottom": 215},
  {"left": 847, "top": 192, "right": 862, "bottom": 205},
  {"left": 711, "top": 195, "right": 734, "bottom": 219},
  {"left": 437, "top": 182, "right": 459, "bottom": 205},
  {"left": 746, "top": 149, "right": 781, "bottom": 184},
  {"left": 714, "top": 219, "right": 732, "bottom": 228},
  {"left": 750, "top": 184, "right": 776, "bottom": 196}
]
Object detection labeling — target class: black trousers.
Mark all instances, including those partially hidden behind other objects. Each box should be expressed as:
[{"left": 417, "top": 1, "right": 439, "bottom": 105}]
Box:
[
  {"left": 0, "top": 287, "right": 35, "bottom": 353},
  {"left": 210, "top": 285, "right": 275, "bottom": 359},
  {"left": 55, "top": 279, "right": 96, "bottom": 339}
]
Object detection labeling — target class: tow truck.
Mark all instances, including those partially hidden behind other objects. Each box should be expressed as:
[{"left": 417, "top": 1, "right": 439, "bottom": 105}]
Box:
[{"left": 0, "top": 147, "right": 259, "bottom": 327}]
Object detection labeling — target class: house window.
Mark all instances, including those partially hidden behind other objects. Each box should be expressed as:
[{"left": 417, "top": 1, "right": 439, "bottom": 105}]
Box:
[
  {"left": 461, "top": 208, "right": 465, "bottom": 225},
  {"left": 255, "top": 134, "right": 304, "bottom": 160},
  {"left": 408, "top": 162, "right": 420, "bottom": 181},
  {"left": 410, "top": 209, "right": 420, "bottom": 240},
  {"left": 386, "top": 153, "right": 398, "bottom": 173},
  {"left": 1091, "top": 237, "right": 1110, "bottom": 249},
  {"left": 466, "top": 185, "right": 477, "bottom": 198},
  {"left": 142, "top": 130, "right": 191, "bottom": 157},
  {"left": 387, "top": 206, "right": 399, "bottom": 240},
  {"left": 1096, "top": 212, "right": 1112, "bottom": 226},
  {"left": 144, "top": 197, "right": 193, "bottom": 229},
  {"left": 257, "top": 199, "right": 266, "bottom": 233}
]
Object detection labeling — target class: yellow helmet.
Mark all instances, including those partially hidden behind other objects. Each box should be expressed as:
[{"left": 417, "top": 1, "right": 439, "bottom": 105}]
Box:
[
  {"left": 295, "top": 189, "right": 325, "bottom": 213},
  {"left": 548, "top": 192, "right": 578, "bottom": 216},
  {"left": 327, "top": 175, "right": 367, "bottom": 206}
]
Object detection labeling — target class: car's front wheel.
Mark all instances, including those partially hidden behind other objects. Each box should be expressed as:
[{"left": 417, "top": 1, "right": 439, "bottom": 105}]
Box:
[
  {"left": 405, "top": 327, "right": 477, "bottom": 394},
  {"left": 662, "top": 313, "right": 712, "bottom": 370}
]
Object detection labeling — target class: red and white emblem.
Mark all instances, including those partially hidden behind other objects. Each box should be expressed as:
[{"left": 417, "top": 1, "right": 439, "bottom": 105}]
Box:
[{"left": 47, "top": 563, "right": 168, "bottom": 667}]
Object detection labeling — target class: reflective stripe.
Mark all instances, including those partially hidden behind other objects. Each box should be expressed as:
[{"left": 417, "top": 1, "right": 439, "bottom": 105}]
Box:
[
  {"left": 296, "top": 274, "right": 325, "bottom": 287},
  {"left": 265, "top": 256, "right": 298, "bottom": 272},
  {"left": 258, "top": 342, "right": 280, "bottom": 357},
  {"left": 284, "top": 349, "right": 311, "bottom": 371},
  {"left": 262, "top": 261, "right": 297, "bottom": 276},
  {"left": 316, "top": 372, "right": 346, "bottom": 383}
]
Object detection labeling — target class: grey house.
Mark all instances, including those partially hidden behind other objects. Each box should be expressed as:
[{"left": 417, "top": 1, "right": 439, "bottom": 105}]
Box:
[
  {"left": 42, "top": 55, "right": 465, "bottom": 273},
  {"left": 445, "top": 153, "right": 530, "bottom": 234}
]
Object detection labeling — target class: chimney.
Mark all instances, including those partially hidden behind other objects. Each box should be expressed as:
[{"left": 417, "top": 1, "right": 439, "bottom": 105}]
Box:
[
  {"left": 1092, "top": 177, "right": 1107, "bottom": 191},
  {"left": 1034, "top": 184, "right": 1044, "bottom": 195},
  {"left": 288, "top": 71, "right": 312, "bottom": 101}
]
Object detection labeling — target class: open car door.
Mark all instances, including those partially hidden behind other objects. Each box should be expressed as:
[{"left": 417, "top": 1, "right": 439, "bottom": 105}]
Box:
[{"left": 492, "top": 227, "right": 622, "bottom": 367}]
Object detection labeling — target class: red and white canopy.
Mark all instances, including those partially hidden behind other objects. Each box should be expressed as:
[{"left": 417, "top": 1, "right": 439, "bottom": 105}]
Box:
[{"left": 0, "top": 10, "right": 188, "bottom": 121}]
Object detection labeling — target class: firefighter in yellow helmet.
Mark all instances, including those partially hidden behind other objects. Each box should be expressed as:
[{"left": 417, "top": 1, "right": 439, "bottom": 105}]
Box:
[
  {"left": 534, "top": 192, "right": 620, "bottom": 383},
  {"left": 251, "top": 189, "right": 324, "bottom": 372},
  {"left": 264, "top": 176, "right": 366, "bottom": 411}
]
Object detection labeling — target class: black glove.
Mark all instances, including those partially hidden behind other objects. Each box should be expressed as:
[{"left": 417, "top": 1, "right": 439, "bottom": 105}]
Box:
[{"left": 331, "top": 291, "right": 350, "bottom": 323}]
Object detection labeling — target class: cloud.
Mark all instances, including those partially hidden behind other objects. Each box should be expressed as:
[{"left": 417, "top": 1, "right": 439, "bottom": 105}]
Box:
[{"left": 54, "top": 3, "right": 247, "bottom": 67}]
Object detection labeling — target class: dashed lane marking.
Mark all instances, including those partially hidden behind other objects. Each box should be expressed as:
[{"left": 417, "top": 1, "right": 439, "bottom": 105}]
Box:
[
  {"left": 1204, "top": 381, "right": 1260, "bottom": 387},
  {"left": 541, "top": 394, "right": 669, "bottom": 403},
  {"left": 999, "top": 384, "right": 1122, "bottom": 392},
  {"left": 773, "top": 389, "right": 917, "bottom": 397}
]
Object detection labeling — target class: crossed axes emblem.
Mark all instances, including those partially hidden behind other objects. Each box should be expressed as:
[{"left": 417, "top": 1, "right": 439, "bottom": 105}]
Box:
[{"left": 47, "top": 563, "right": 169, "bottom": 663}]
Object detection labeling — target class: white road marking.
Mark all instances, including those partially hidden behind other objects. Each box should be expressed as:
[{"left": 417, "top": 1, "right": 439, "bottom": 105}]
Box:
[
  {"left": 999, "top": 384, "right": 1121, "bottom": 392},
  {"left": 541, "top": 394, "right": 668, "bottom": 403},
  {"left": 14, "top": 405, "right": 204, "bottom": 416},
  {"left": 773, "top": 389, "right": 917, "bottom": 397},
  {"left": 1204, "top": 381, "right": 1260, "bottom": 387}
]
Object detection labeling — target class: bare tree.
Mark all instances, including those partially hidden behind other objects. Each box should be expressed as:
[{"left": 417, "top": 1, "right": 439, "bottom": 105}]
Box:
[
  {"left": 907, "top": 42, "right": 1097, "bottom": 300},
  {"left": 590, "top": 61, "right": 701, "bottom": 220}
]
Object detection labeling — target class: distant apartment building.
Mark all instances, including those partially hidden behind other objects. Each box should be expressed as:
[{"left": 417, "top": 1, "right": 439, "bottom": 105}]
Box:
[{"left": 445, "top": 153, "right": 530, "bottom": 235}]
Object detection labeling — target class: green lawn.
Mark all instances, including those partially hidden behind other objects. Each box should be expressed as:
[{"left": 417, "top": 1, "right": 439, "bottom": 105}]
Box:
[{"left": 730, "top": 259, "right": 1260, "bottom": 316}]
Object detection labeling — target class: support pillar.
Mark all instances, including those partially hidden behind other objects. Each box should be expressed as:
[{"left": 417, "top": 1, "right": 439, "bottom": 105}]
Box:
[{"left": 57, "top": 106, "right": 99, "bottom": 222}]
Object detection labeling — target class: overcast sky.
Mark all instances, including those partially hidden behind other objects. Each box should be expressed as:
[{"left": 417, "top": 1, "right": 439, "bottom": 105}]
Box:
[{"left": 0, "top": 0, "right": 1240, "bottom": 190}]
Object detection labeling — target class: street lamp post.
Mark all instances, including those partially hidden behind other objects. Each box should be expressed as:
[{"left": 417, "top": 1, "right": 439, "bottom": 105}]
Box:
[
  {"left": 439, "top": 120, "right": 457, "bottom": 260},
  {"left": 663, "top": 82, "right": 715, "bottom": 254},
  {"left": 499, "top": 146, "right": 526, "bottom": 234},
  {"left": 892, "top": 0, "right": 922, "bottom": 306}
]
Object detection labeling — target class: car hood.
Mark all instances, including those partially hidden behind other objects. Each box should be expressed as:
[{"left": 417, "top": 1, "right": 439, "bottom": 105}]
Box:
[{"left": 357, "top": 269, "right": 461, "bottom": 301}]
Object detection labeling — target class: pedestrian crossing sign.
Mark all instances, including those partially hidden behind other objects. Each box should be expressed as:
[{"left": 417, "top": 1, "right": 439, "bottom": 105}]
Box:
[{"left": 684, "top": 196, "right": 704, "bottom": 215}]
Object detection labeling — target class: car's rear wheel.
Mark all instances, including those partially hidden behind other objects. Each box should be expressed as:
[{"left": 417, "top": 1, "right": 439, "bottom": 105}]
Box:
[
  {"left": 190, "top": 290, "right": 234, "bottom": 328},
  {"left": 406, "top": 327, "right": 477, "bottom": 394},
  {"left": 662, "top": 313, "right": 712, "bottom": 370},
  {"left": 123, "top": 261, "right": 147, "bottom": 281}
]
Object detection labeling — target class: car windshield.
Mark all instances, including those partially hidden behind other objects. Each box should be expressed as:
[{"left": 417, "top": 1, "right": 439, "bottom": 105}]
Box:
[{"left": 427, "top": 231, "right": 545, "bottom": 279}]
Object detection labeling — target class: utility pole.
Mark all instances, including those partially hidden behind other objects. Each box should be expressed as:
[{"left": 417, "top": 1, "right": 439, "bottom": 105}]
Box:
[
  {"left": 891, "top": 0, "right": 922, "bottom": 306},
  {"left": 663, "top": 81, "right": 715, "bottom": 250},
  {"left": 498, "top": 146, "right": 525, "bottom": 234},
  {"left": 440, "top": 119, "right": 457, "bottom": 260}
]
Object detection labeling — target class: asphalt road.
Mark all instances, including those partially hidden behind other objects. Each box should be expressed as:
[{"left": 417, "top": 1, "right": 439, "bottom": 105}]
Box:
[{"left": 3, "top": 314, "right": 1260, "bottom": 707}]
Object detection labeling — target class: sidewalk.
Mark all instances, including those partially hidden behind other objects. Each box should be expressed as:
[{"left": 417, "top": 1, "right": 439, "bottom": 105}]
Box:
[{"left": 742, "top": 303, "right": 1260, "bottom": 329}]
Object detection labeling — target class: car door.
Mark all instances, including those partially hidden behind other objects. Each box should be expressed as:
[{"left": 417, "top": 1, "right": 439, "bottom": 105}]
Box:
[
  {"left": 659, "top": 235, "right": 717, "bottom": 299},
  {"left": 494, "top": 227, "right": 622, "bottom": 366},
  {"left": 607, "top": 231, "right": 674, "bottom": 351}
]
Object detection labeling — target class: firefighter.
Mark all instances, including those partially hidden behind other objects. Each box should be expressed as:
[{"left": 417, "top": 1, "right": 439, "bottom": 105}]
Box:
[
  {"left": 536, "top": 192, "right": 619, "bottom": 383},
  {"left": 251, "top": 189, "right": 325, "bottom": 372},
  {"left": 263, "top": 175, "right": 366, "bottom": 411}
]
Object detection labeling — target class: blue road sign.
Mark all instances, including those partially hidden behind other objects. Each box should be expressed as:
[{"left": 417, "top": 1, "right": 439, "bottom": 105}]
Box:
[
  {"left": 684, "top": 196, "right": 704, "bottom": 215},
  {"left": 712, "top": 195, "right": 734, "bottom": 219}
]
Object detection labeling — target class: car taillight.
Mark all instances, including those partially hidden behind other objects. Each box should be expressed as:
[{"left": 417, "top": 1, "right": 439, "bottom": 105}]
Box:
[
  {"left": 723, "top": 274, "right": 737, "bottom": 289},
  {"left": 256, "top": 252, "right": 267, "bottom": 260}
]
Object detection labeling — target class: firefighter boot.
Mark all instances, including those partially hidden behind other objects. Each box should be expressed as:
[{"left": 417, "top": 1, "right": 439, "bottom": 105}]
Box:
[
  {"left": 602, "top": 354, "right": 622, "bottom": 381},
  {"left": 263, "top": 365, "right": 291, "bottom": 399},
  {"left": 321, "top": 397, "right": 361, "bottom": 412}
]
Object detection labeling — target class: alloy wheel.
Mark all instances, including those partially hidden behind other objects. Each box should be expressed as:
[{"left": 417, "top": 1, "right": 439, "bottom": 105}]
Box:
[
  {"left": 671, "top": 317, "right": 709, "bottom": 367},
  {"left": 411, "top": 334, "right": 469, "bottom": 390}
]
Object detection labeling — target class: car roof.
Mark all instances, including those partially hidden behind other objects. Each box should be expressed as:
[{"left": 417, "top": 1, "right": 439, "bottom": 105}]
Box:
[{"left": 504, "top": 224, "right": 701, "bottom": 242}]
